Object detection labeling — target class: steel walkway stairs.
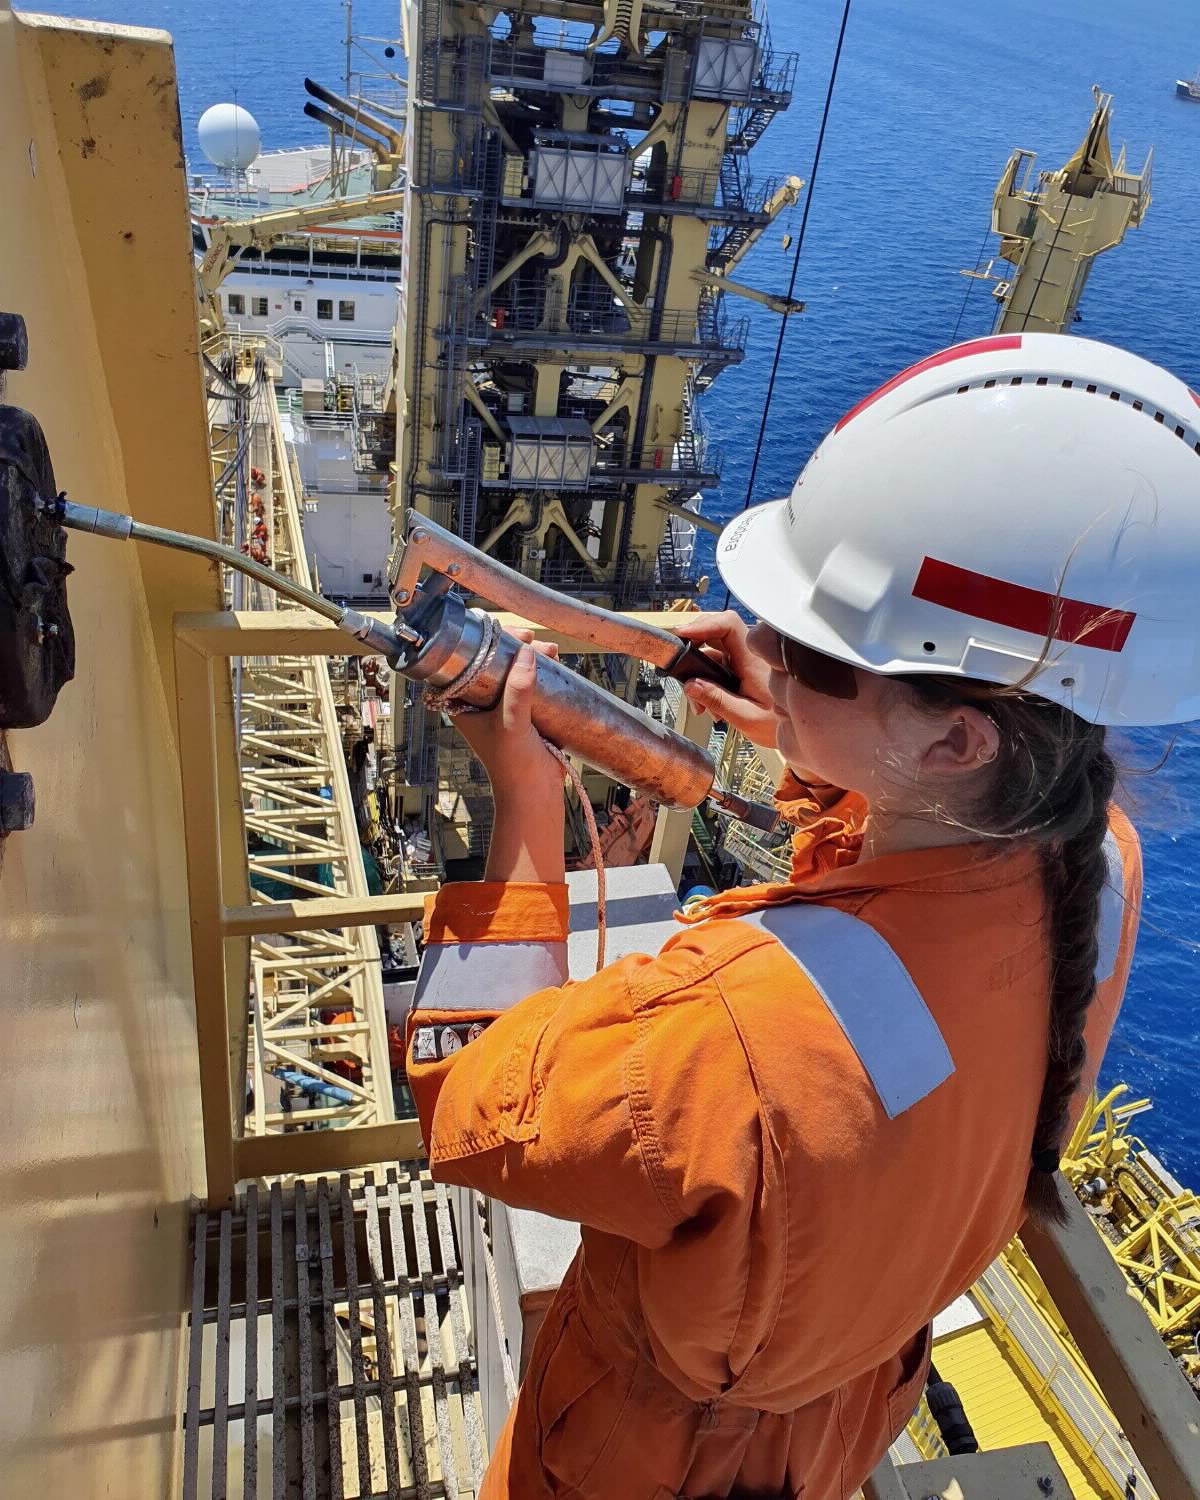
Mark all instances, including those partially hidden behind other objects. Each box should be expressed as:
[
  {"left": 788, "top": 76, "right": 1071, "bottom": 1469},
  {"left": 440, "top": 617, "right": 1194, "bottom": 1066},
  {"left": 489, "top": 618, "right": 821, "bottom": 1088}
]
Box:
[{"left": 183, "top": 1168, "right": 486, "bottom": 1499}]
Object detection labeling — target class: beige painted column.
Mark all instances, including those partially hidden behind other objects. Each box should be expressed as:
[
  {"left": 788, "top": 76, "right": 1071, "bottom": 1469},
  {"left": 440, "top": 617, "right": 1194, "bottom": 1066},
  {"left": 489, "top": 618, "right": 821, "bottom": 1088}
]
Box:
[{"left": 648, "top": 696, "right": 710, "bottom": 885}]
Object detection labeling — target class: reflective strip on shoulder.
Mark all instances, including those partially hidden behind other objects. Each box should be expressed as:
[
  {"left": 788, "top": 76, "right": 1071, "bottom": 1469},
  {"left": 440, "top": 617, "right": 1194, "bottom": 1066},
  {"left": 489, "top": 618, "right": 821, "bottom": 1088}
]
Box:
[
  {"left": 735, "top": 905, "right": 955, "bottom": 1119},
  {"left": 413, "top": 940, "right": 569, "bottom": 1013},
  {"left": 1095, "top": 829, "right": 1126, "bottom": 987}
]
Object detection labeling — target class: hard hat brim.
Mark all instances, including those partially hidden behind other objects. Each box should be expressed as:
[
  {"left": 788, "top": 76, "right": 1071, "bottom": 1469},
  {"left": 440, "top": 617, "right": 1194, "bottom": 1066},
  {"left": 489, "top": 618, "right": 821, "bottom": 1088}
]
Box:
[{"left": 716, "top": 499, "right": 877, "bottom": 673}]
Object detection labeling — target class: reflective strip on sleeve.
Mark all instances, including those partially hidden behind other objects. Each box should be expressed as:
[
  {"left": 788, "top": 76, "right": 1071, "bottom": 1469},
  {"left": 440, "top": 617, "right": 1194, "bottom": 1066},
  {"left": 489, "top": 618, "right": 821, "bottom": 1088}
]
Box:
[
  {"left": 1095, "top": 830, "right": 1126, "bottom": 987},
  {"left": 736, "top": 905, "right": 955, "bottom": 1119},
  {"left": 412, "top": 939, "right": 569, "bottom": 1013}
]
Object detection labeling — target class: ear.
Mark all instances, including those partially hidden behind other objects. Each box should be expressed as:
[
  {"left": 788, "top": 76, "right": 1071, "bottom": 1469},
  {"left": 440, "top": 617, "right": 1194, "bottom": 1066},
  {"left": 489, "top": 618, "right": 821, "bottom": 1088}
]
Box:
[{"left": 921, "top": 705, "right": 1000, "bottom": 776}]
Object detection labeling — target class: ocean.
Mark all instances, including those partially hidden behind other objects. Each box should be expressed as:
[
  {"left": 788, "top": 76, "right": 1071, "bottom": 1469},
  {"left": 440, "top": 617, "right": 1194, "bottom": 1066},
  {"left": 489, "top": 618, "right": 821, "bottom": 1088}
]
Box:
[{"left": 35, "top": 0, "right": 1200, "bottom": 1184}]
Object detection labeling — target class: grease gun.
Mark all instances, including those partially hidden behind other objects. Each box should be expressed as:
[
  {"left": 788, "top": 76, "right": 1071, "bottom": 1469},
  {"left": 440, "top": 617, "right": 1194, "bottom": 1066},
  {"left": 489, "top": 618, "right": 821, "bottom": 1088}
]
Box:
[{"left": 58, "top": 500, "right": 781, "bottom": 832}]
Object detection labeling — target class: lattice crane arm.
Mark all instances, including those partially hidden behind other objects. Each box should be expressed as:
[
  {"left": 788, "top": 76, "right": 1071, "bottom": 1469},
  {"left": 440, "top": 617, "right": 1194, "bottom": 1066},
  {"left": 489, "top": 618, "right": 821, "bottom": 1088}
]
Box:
[{"left": 716, "top": 173, "right": 805, "bottom": 277}]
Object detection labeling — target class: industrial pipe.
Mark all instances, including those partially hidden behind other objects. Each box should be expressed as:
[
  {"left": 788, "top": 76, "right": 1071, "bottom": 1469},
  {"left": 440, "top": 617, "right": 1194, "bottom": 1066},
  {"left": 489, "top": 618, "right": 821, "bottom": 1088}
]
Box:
[
  {"left": 304, "top": 76, "right": 404, "bottom": 154},
  {"left": 302, "top": 102, "right": 390, "bottom": 163},
  {"left": 58, "top": 501, "right": 417, "bottom": 661}
]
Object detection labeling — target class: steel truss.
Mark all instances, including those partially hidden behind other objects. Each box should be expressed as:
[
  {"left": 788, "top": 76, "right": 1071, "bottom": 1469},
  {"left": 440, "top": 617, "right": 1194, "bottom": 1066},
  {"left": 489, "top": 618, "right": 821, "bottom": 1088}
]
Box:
[{"left": 207, "top": 351, "right": 397, "bottom": 1140}]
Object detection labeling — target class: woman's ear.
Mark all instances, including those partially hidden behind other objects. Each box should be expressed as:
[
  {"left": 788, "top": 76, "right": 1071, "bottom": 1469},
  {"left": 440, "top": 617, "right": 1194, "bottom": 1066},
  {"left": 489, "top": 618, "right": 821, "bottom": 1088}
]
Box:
[{"left": 921, "top": 704, "right": 1000, "bottom": 776}]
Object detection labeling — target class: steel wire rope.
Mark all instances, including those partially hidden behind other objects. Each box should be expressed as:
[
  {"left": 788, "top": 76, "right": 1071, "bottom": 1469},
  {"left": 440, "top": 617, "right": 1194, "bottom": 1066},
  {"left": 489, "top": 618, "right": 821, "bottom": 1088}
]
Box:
[
  {"left": 951, "top": 219, "right": 995, "bottom": 344},
  {"left": 720, "top": 0, "right": 854, "bottom": 610}
]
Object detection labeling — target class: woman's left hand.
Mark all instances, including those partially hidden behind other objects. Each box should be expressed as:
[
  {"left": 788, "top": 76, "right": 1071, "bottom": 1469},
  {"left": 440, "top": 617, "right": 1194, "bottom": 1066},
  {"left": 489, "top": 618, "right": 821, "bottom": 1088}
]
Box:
[
  {"left": 453, "top": 631, "right": 563, "bottom": 798},
  {"left": 453, "top": 631, "right": 569, "bottom": 884}
]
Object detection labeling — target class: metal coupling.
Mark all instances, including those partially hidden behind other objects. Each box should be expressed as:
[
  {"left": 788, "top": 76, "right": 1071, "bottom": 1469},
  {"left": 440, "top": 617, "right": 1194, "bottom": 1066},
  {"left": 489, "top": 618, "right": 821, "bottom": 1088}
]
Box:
[
  {"left": 708, "top": 785, "right": 782, "bottom": 833},
  {"left": 59, "top": 500, "right": 134, "bottom": 541},
  {"left": 337, "top": 608, "right": 424, "bottom": 662}
]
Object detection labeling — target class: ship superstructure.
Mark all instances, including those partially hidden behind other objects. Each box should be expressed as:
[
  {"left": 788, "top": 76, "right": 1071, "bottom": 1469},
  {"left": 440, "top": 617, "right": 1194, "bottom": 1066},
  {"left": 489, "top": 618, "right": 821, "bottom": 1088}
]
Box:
[{"left": 190, "top": 76, "right": 406, "bottom": 385}]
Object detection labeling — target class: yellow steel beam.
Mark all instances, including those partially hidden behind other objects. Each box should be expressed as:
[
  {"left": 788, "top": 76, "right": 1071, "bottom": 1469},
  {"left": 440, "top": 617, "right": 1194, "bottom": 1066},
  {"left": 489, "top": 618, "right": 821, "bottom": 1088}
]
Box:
[
  {"left": 174, "top": 638, "right": 237, "bottom": 1209},
  {"left": 649, "top": 689, "right": 710, "bottom": 884},
  {"left": 693, "top": 268, "right": 805, "bottom": 316},
  {"left": 1022, "top": 1183, "right": 1200, "bottom": 1497},
  {"left": 234, "top": 1120, "right": 424, "bottom": 1180},
  {"left": 223, "top": 892, "right": 428, "bottom": 936},
  {"left": 177, "top": 607, "right": 701, "bottom": 657},
  {"left": 656, "top": 496, "right": 723, "bottom": 535}
]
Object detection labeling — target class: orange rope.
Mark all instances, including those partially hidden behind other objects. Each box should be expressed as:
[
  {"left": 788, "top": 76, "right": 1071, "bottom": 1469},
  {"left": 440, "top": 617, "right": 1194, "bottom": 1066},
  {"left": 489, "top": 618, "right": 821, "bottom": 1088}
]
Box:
[{"left": 546, "top": 742, "right": 606, "bottom": 973}]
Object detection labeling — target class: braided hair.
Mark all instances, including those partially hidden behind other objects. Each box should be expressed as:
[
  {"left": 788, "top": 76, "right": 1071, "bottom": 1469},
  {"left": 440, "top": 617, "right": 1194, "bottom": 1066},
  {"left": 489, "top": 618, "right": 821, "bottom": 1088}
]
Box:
[
  {"left": 904, "top": 678, "right": 1119, "bottom": 1225},
  {"left": 1027, "top": 730, "right": 1117, "bottom": 1223}
]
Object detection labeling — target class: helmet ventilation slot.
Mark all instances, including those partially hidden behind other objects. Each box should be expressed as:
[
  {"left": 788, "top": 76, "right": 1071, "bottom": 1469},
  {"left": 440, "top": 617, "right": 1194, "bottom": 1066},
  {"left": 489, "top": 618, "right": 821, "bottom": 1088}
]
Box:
[{"left": 955, "top": 376, "right": 1200, "bottom": 456}]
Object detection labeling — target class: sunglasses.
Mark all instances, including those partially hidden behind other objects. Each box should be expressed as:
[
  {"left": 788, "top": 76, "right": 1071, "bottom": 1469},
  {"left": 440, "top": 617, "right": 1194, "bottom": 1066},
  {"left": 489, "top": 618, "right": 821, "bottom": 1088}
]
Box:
[{"left": 767, "top": 628, "right": 861, "bottom": 700}]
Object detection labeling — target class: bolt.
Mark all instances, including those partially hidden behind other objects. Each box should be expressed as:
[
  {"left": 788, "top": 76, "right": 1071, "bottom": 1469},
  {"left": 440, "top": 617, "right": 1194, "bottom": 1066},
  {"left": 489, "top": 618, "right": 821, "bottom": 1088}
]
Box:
[
  {"left": 447, "top": 562, "right": 461, "bottom": 577},
  {"left": 412, "top": 528, "right": 428, "bottom": 544},
  {"left": 394, "top": 588, "right": 411, "bottom": 605},
  {"left": 0, "top": 770, "right": 35, "bottom": 834},
  {"left": 0, "top": 312, "right": 29, "bottom": 372}
]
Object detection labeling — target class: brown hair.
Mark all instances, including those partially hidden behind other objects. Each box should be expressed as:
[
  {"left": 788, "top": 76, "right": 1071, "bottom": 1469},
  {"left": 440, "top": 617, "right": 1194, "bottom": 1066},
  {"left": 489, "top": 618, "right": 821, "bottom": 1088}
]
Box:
[{"left": 901, "top": 675, "right": 1117, "bottom": 1225}]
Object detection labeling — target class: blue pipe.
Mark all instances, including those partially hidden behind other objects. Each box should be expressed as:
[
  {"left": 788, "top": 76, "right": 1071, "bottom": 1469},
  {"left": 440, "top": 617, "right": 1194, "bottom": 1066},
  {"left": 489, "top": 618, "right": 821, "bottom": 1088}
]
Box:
[{"left": 274, "top": 1068, "right": 356, "bottom": 1105}]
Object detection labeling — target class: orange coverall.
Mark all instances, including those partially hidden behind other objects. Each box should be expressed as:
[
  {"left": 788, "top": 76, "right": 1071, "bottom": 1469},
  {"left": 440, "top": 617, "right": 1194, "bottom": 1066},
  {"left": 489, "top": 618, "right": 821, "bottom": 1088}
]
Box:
[{"left": 407, "top": 777, "right": 1142, "bottom": 1499}]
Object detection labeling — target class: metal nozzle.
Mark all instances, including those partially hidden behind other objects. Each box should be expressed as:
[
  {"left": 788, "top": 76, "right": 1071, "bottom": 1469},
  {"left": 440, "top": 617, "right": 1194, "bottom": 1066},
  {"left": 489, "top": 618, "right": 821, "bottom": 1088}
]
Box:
[
  {"left": 338, "top": 608, "right": 424, "bottom": 662},
  {"left": 708, "top": 785, "right": 782, "bottom": 834}
]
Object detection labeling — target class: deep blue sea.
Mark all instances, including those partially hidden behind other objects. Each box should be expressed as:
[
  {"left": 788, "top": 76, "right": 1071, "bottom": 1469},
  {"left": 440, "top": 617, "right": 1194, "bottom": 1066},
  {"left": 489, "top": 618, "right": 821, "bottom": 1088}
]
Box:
[{"left": 38, "top": 0, "right": 1200, "bottom": 1184}]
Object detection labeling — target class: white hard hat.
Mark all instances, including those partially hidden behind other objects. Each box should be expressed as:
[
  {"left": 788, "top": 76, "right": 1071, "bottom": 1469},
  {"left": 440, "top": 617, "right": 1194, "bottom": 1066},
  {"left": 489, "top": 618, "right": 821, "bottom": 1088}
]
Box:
[{"left": 717, "top": 333, "right": 1200, "bottom": 726}]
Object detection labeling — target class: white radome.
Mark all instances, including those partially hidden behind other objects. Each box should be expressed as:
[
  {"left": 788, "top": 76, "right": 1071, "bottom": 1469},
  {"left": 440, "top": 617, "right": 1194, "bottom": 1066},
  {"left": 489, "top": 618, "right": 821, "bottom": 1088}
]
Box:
[{"left": 197, "top": 103, "right": 261, "bottom": 171}]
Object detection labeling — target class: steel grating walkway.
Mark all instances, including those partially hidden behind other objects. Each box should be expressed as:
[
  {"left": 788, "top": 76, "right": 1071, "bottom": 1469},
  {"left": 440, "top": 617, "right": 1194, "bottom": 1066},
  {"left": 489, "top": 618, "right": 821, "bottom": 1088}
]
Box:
[{"left": 183, "top": 1166, "right": 486, "bottom": 1499}]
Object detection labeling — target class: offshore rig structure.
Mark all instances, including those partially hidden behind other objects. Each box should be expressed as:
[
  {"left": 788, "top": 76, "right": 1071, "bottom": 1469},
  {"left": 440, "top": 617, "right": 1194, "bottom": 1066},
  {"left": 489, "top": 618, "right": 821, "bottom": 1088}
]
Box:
[
  {"left": 392, "top": 0, "right": 802, "bottom": 809},
  {"left": 3, "top": 1, "right": 1199, "bottom": 1497}
]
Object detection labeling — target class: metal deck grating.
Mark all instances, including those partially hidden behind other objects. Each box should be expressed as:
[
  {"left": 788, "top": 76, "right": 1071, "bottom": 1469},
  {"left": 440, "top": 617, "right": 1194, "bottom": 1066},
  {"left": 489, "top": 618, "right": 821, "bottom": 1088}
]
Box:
[{"left": 183, "top": 1166, "right": 486, "bottom": 1499}]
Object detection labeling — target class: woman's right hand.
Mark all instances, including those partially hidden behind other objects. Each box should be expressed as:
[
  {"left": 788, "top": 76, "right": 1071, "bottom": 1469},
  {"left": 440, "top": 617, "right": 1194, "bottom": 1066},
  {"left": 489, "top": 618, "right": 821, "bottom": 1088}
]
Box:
[{"left": 673, "top": 610, "right": 779, "bottom": 747}]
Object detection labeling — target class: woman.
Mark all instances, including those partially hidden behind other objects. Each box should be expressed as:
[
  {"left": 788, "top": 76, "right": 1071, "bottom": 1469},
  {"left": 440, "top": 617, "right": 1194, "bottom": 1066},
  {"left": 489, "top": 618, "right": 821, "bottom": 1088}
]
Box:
[{"left": 405, "top": 334, "right": 1197, "bottom": 1498}]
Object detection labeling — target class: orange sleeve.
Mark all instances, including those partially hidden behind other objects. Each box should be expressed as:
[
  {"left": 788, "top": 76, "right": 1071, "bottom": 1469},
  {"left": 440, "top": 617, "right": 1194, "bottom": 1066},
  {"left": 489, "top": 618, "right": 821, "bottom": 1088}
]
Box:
[
  {"left": 422, "top": 880, "right": 570, "bottom": 944},
  {"left": 407, "top": 910, "right": 764, "bottom": 1266}
]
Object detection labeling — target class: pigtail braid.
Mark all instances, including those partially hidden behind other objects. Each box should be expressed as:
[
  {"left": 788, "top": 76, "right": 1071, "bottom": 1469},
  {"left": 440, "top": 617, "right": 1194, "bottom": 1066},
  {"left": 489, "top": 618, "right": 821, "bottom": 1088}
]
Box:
[{"left": 1024, "top": 733, "right": 1118, "bottom": 1225}]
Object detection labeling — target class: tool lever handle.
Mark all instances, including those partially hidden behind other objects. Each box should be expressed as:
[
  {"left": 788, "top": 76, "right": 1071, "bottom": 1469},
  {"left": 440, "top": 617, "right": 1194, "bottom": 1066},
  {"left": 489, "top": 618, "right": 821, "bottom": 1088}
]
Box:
[{"left": 666, "top": 642, "right": 741, "bottom": 695}]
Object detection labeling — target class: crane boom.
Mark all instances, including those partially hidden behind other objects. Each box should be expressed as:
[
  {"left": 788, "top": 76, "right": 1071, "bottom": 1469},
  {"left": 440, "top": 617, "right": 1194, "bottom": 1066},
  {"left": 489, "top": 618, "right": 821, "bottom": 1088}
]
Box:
[{"left": 197, "top": 189, "right": 407, "bottom": 305}]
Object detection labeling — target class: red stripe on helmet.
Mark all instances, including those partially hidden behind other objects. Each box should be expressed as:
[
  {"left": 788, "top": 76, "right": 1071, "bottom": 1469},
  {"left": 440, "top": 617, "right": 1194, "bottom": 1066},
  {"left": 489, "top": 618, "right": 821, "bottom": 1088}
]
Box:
[
  {"left": 834, "top": 335, "right": 1025, "bottom": 433},
  {"left": 913, "top": 557, "right": 1136, "bottom": 653}
]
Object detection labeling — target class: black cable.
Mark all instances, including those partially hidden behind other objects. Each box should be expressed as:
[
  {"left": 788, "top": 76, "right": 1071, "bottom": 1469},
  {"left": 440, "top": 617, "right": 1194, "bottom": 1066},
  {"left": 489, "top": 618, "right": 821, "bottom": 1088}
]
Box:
[
  {"left": 720, "top": 0, "right": 854, "bottom": 610},
  {"left": 925, "top": 1362, "right": 979, "bottom": 1454},
  {"left": 951, "top": 220, "right": 994, "bottom": 344}
]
